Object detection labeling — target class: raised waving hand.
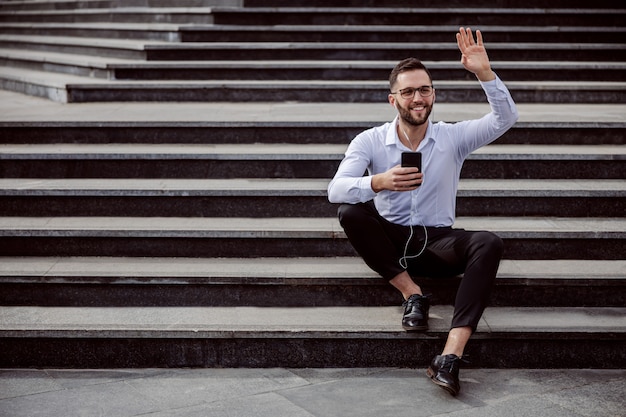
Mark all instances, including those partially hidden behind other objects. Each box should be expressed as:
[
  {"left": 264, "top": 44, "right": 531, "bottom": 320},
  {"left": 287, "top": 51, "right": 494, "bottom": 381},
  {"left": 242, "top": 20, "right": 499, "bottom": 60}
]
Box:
[{"left": 456, "top": 27, "right": 496, "bottom": 82}]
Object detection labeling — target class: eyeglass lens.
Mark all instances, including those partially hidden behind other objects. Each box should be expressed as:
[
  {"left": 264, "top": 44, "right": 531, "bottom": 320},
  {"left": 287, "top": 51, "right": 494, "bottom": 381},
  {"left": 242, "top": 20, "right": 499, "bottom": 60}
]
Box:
[{"left": 400, "top": 86, "right": 433, "bottom": 98}]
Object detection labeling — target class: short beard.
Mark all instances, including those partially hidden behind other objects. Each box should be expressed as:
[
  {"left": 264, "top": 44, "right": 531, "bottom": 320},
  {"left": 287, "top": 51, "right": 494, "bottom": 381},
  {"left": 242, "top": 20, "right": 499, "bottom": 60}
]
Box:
[{"left": 396, "top": 101, "right": 432, "bottom": 127}]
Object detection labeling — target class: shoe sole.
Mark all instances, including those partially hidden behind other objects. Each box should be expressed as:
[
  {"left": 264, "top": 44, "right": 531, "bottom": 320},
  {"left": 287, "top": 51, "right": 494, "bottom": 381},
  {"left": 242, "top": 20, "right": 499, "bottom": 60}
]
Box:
[
  {"left": 426, "top": 367, "right": 459, "bottom": 396},
  {"left": 402, "top": 324, "right": 428, "bottom": 331}
]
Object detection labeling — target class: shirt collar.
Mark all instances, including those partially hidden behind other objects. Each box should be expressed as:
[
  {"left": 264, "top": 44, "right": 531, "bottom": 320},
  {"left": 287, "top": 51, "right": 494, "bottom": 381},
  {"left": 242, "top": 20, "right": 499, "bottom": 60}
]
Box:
[{"left": 386, "top": 116, "right": 435, "bottom": 149}]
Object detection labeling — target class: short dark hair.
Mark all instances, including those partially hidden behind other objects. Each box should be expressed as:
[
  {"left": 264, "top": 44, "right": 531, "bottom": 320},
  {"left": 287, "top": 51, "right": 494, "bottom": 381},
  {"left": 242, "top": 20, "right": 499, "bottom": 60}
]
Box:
[{"left": 389, "top": 58, "right": 433, "bottom": 90}]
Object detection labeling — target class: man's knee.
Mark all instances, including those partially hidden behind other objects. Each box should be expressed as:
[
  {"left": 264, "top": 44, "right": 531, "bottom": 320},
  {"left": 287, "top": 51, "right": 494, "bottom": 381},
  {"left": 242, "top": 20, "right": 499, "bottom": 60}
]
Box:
[
  {"left": 473, "top": 231, "right": 504, "bottom": 258},
  {"left": 337, "top": 202, "right": 369, "bottom": 227}
]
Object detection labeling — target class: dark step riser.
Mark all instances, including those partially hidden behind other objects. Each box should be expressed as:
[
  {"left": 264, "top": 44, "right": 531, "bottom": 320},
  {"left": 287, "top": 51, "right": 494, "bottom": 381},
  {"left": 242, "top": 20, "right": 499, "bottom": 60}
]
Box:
[
  {"left": 113, "top": 67, "right": 626, "bottom": 82},
  {"left": 145, "top": 48, "right": 626, "bottom": 62},
  {"left": 65, "top": 87, "right": 626, "bottom": 104},
  {"left": 1, "top": 280, "right": 623, "bottom": 307},
  {"left": 0, "top": 196, "right": 623, "bottom": 218},
  {"left": 245, "top": 0, "right": 623, "bottom": 7},
  {"left": 1, "top": 237, "right": 623, "bottom": 259},
  {"left": 1, "top": 11, "right": 622, "bottom": 26},
  {"left": 1, "top": 27, "right": 623, "bottom": 45},
  {"left": 1, "top": 41, "right": 621, "bottom": 62},
  {"left": 11, "top": 59, "right": 626, "bottom": 83},
  {"left": 212, "top": 12, "right": 626, "bottom": 27},
  {"left": 0, "top": 337, "right": 623, "bottom": 368},
  {"left": 1, "top": 125, "right": 623, "bottom": 145},
  {"left": 0, "top": 0, "right": 621, "bottom": 9},
  {"left": 181, "top": 30, "right": 625, "bottom": 45},
  {"left": 1, "top": 159, "right": 623, "bottom": 180}
]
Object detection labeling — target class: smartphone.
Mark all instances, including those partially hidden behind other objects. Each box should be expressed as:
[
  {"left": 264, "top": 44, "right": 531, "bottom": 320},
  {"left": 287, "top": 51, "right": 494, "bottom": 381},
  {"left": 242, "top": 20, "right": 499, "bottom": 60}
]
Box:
[{"left": 401, "top": 152, "right": 422, "bottom": 172}]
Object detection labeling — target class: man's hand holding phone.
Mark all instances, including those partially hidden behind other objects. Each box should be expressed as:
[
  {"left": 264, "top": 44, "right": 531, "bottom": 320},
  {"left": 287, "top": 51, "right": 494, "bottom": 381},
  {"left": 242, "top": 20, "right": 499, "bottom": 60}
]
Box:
[{"left": 371, "top": 152, "right": 423, "bottom": 192}]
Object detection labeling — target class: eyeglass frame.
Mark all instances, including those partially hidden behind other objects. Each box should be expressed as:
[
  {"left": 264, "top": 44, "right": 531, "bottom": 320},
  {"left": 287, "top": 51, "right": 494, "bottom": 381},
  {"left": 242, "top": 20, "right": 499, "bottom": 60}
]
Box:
[{"left": 390, "top": 85, "right": 435, "bottom": 100}]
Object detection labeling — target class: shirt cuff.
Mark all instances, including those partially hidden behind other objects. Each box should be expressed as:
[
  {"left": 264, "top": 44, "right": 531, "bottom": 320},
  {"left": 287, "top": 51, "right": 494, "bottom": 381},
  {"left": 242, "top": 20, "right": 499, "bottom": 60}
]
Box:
[{"left": 361, "top": 176, "right": 378, "bottom": 201}]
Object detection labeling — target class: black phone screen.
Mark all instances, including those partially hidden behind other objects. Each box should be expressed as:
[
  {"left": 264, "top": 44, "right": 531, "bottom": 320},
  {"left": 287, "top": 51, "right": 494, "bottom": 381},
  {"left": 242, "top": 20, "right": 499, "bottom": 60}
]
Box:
[{"left": 401, "top": 152, "right": 422, "bottom": 171}]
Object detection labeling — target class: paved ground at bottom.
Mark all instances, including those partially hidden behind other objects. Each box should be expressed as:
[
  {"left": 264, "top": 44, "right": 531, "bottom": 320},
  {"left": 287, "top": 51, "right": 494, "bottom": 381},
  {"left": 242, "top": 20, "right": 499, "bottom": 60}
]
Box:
[{"left": 0, "top": 367, "right": 623, "bottom": 417}]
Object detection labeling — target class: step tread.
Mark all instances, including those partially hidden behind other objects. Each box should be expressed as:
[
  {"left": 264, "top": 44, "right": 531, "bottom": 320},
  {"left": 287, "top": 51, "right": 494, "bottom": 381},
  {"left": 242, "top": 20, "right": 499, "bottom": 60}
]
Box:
[
  {"left": 3, "top": 22, "right": 623, "bottom": 32},
  {"left": 0, "top": 257, "right": 623, "bottom": 282},
  {"left": 1, "top": 216, "right": 624, "bottom": 237},
  {"left": 1, "top": 305, "right": 624, "bottom": 337},
  {"left": 0, "top": 178, "right": 624, "bottom": 197},
  {"left": 0, "top": 34, "right": 158, "bottom": 48},
  {"left": 183, "top": 23, "right": 626, "bottom": 32},
  {"left": 0, "top": 47, "right": 144, "bottom": 67},
  {"left": 0, "top": 101, "right": 622, "bottom": 124},
  {"left": 0, "top": 21, "right": 184, "bottom": 30},
  {"left": 0, "top": 6, "right": 216, "bottom": 15},
  {"left": 4, "top": 48, "right": 624, "bottom": 71},
  {"left": 2, "top": 65, "right": 623, "bottom": 88},
  {"left": 3, "top": 6, "right": 624, "bottom": 14},
  {"left": 4, "top": 66, "right": 625, "bottom": 91},
  {"left": 3, "top": 34, "right": 626, "bottom": 50},
  {"left": 1, "top": 143, "right": 623, "bottom": 159}
]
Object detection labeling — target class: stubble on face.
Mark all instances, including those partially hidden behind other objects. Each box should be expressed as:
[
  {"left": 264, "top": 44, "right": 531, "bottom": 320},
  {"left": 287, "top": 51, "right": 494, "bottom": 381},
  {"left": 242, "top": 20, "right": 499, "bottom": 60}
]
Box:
[{"left": 396, "top": 99, "right": 432, "bottom": 127}]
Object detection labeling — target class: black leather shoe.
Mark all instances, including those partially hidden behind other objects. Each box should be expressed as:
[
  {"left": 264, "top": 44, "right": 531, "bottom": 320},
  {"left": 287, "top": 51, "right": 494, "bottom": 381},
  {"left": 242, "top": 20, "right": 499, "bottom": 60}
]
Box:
[
  {"left": 426, "top": 354, "right": 469, "bottom": 396},
  {"left": 401, "top": 294, "right": 429, "bottom": 331}
]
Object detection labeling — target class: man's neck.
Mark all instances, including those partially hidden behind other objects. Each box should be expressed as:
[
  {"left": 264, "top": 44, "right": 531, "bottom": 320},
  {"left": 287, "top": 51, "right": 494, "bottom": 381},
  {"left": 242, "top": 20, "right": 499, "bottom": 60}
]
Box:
[{"left": 397, "top": 120, "right": 427, "bottom": 151}]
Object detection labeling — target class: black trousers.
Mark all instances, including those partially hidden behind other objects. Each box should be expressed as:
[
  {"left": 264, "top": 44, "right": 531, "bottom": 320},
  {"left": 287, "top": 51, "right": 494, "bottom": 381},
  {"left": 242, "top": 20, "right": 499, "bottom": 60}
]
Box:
[{"left": 338, "top": 201, "right": 504, "bottom": 331}]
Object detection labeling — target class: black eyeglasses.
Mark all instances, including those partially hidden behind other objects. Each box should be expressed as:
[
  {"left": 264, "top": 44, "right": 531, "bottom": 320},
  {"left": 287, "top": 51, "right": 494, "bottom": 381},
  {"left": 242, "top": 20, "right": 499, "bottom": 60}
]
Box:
[{"left": 391, "top": 85, "right": 435, "bottom": 99}]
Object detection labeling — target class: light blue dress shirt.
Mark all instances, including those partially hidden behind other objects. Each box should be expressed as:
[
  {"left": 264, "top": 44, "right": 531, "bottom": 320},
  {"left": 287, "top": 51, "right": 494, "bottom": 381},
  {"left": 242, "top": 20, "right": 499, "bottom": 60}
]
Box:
[{"left": 327, "top": 76, "right": 519, "bottom": 227}]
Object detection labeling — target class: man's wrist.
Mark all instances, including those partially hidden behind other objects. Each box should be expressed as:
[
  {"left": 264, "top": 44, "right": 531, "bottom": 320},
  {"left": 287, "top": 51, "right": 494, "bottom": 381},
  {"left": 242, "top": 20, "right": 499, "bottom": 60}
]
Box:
[{"left": 476, "top": 69, "right": 496, "bottom": 82}]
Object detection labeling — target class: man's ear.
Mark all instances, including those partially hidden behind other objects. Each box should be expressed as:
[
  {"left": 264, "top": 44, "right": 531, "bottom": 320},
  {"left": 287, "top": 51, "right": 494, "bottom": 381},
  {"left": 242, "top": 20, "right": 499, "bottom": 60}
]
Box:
[{"left": 388, "top": 93, "right": 396, "bottom": 107}]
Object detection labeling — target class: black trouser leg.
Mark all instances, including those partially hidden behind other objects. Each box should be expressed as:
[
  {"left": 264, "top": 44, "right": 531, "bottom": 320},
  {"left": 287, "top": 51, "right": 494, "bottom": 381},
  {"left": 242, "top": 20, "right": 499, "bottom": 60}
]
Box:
[
  {"left": 338, "top": 201, "right": 412, "bottom": 281},
  {"left": 407, "top": 228, "right": 504, "bottom": 331},
  {"left": 337, "top": 201, "right": 503, "bottom": 332}
]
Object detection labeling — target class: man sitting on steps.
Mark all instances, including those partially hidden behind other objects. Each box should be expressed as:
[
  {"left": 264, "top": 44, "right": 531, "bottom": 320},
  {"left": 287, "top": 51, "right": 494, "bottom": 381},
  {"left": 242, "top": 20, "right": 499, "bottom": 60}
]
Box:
[{"left": 327, "top": 27, "right": 519, "bottom": 396}]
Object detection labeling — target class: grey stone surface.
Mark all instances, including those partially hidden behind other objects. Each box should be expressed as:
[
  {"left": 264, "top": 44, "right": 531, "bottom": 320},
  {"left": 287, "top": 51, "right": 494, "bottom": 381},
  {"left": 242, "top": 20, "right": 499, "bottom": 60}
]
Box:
[
  {"left": 0, "top": 88, "right": 625, "bottom": 123},
  {"left": 0, "top": 368, "right": 623, "bottom": 417},
  {"left": 1, "top": 305, "right": 624, "bottom": 337},
  {"left": 1, "top": 178, "right": 623, "bottom": 198},
  {"left": 1, "top": 215, "right": 624, "bottom": 237},
  {"left": 0, "top": 256, "right": 623, "bottom": 281}
]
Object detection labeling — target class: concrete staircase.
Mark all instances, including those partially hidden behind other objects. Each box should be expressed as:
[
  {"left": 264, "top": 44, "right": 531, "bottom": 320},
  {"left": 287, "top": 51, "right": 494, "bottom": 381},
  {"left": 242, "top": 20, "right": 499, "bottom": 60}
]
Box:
[{"left": 0, "top": 0, "right": 624, "bottom": 368}]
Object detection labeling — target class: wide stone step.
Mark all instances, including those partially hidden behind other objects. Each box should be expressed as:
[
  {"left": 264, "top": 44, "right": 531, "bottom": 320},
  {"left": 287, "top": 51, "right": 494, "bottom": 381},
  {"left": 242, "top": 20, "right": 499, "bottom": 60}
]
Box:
[
  {"left": 0, "top": 216, "right": 624, "bottom": 259},
  {"left": 0, "top": 7, "right": 216, "bottom": 24},
  {"left": 1, "top": 143, "right": 623, "bottom": 180},
  {"left": 2, "top": 7, "right": 623, "bottom": 27},
  {"left": 111, "top": 61, "right": 626, "bottom": 82},
  {"left": 208, "top": 7, "right": 626, "bottom": 27},
  {"left": 0, "top": 0, "right": 620, "bottom": 10},
  {"left": 181, "top": 24, "right": 626, "bottom": 44},
  {"left": 143, "top": 42, "right": 626, "bottom": 63},
  {"left": 0, "top": 22, "right": 184, "bottom": 41},
  {"left": 67, "top": 79, "right": 626, "bottom": 104},
  {"left": 0, "top": 35, "right": 150, "bottom": 60},
  {"left": 0, "top": 256, "right": 623, "bottom": 308},
  {"left": 0, "top": 0, "right": 230, "bottom": 11},
  {"left": 2, "top": 35, "right": 624, "bottom": 62},
  {"left": 3, "top": 49, "right": 625, "bottom": 82},
  {"left": 246, "top": 0, "right": 621, "bottom": 8},
  {"left": 0, "top": 178, "right": 623, "bottom": 218},
  {"left": 1, "top": 121, "right": 623, "bottom": 146},
  {"left": 0, "top": 305, "right": 624, "bottom": 368},
  {"left": 0, "top": 67, "right": 626, "bottom": 104},
  {"left": 2, "top": 66, "right": 625, "bottom": 104},
  {"left": 1, "top": 22, "right": 623, "bottom": 44}
]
